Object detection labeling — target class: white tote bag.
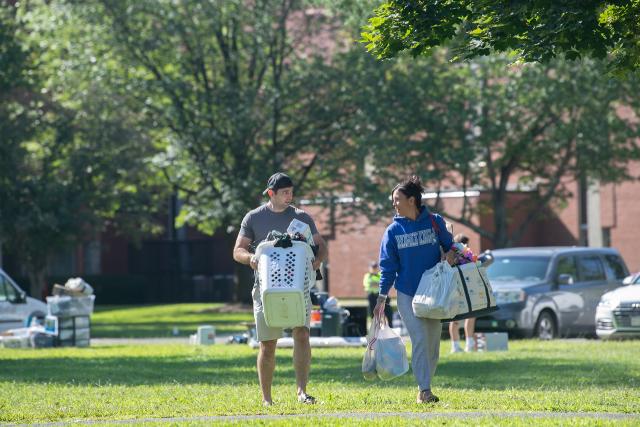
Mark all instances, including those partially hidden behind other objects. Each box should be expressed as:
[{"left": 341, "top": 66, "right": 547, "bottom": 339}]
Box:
[
  {"left": 413, "top": 261, "right": 499, "bottom": 321},
  {"left": 412, "top": 261, "right": 459, "bottom": 319},
  {"left": 447, "top": 263, "right": 498, "bottom": 321}
]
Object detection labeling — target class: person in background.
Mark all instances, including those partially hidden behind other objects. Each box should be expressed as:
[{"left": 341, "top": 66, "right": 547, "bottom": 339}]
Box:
[
  {"left": 374, "top": 176, "right": 455, "bottom": 404},
  {"left": 363, "top": 261, "right": 392, "bottom": 325},
  {"left": 449, "top": 233, "right": 476, "bottom": 352}
]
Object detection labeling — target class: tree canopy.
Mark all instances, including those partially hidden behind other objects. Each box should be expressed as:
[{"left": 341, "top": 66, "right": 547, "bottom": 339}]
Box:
[
  {"left": 355, "top": 53, "right": 640, "bottom": 247},
  {"left": 362, "top": 1, "right": 640, "bottom": 76},
  {"left": 1, "top": 2, "right": 167, "bottom": 297},
  {"left": 51, "top": 0, "right": 370, "bottom": 237}
]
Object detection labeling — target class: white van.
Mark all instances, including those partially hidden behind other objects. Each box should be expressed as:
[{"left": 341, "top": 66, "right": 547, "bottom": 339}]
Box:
[{"left": 0, "top": 268, "right": 47, "bottom": 332}]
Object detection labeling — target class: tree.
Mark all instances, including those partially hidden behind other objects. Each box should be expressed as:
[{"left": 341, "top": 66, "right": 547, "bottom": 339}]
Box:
[
  {"left": 34, "top": 0, "right": 381, "bottom": 300},
  {"left": 356, "top": 53, "right": 640, "bottom": 247},
  {"left": 0, "top": 5, "right": 36, "bottom": 220},
  {"left": 361, "top": 1, "right": 640, "bottom": 76},
  {"left": 0, "top": 4, "right": 74, "bottom": 296},
  {"left": 61, "top": 0, "right": 360, "bottom": 236},
  {"left": 0, "top": 2, "right": 167, "bottom": 298}
]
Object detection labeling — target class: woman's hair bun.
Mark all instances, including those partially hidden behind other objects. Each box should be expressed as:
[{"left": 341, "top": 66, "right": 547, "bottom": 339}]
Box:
[{"left": 393, "top": 175, "right": 424, "bottom": 209}]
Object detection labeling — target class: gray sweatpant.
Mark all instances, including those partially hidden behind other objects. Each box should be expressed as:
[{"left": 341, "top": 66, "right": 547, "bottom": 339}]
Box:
[{"left": 396, "top": 290, "right": 441, "bottom": 391}]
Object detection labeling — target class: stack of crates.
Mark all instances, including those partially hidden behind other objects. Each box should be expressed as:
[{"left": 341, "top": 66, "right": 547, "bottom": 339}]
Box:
[
  {"left": 56, "top": 316, "right": 91, "bottom": 347},
  {"left": 46, "top": 295, "right": 95, "bottom": 347}
]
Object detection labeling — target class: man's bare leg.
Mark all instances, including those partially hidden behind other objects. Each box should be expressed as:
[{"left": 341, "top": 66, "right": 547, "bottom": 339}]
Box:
[
  {"left": 258, "top": 339, "right": 277, "bottom": 405},
  {"left": 292, "top": 326, "right": 311, "bottom": 400}
]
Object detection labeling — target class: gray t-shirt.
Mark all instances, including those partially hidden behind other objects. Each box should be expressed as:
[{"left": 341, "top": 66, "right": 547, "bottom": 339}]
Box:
[{"left": 239, "top": 204, "right": 319, "bottom": 250}]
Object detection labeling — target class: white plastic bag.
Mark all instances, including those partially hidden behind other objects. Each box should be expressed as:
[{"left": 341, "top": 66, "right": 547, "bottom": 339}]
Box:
[
  {"left": 64, "top": 277, "right": 94, "bottom": 296},
  {"left": 374, "top": 319, "right": 409, "bottom": 381},
  {"left": 412, "top": 261, "right": 458, "bottom": 319},
  {"left": 361, "top": 320, "right": 379, "bottom": 381}
]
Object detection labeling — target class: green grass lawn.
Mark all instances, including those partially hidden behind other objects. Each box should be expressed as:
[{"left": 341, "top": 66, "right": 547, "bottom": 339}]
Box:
[
  {"left": 91, "top": 303, "right": 255, "bottom": 338},
  {"left": 1, "top": 339, "right": 639, "bottom": 425}
]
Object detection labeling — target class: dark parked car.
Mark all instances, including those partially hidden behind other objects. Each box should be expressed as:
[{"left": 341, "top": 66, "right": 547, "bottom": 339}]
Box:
[{"left": 475, "top": 247, "right": 629, "bottom": 339}]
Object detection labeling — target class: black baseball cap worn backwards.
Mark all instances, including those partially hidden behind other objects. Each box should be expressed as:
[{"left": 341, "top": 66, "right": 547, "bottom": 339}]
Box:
[{"left": 263, "top": 172, "right": 294, "bottom": 195}]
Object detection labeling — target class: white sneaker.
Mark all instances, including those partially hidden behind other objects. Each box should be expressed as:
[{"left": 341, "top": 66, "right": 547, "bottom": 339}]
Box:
[{"left": 465, "top": 337, "right": 476, "bottom": 352}]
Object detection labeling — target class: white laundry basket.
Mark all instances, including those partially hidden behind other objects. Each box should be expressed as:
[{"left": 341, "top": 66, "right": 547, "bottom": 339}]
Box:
[{"left": 255, "top": 240, "right": 314, "bottom": 328}]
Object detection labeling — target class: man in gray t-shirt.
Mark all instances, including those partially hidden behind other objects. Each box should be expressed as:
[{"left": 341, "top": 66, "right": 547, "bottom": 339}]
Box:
[
  {"left": 239, "top": 204, "right": 319, "bottom": 248},
  {"left": 233, "top": 172, "right": 327, "bottom": 407}
]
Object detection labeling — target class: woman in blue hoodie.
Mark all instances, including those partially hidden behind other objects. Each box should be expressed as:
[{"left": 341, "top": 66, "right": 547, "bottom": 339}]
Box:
[{"left": 374, "top": 176, "right": 454, "bottom": 404}]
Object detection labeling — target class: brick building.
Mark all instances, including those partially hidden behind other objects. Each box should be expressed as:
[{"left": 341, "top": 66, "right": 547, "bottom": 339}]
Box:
[
  {"left": 3, "top": 163, "right": 638, "bottom": 302},
  {"left": 307, "top": 161, "right": 640, "bottom": 298}
]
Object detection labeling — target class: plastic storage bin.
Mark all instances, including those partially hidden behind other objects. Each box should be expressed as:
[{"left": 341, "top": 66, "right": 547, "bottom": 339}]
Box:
[
  {"left": 54, "top": 316, "right": 91, "bottom": 347},
  {"left": 0, "top": 335, "right": 30, "bottom": 348},
  {"left": 59, "top": 316, "right": 90, "bottom": 329},
  {"left": 46, "top": 295, "right": 95, "bottom": 317},
  {"left": 255, "top": 240, "right": 314, "bottom": 328},
  {"left": 59, "top": 327, "right": 90, "bottom": 341}
]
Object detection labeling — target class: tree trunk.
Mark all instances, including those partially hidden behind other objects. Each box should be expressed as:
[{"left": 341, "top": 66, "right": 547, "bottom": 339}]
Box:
[
  {"left": 28, "top": 268, "right": 47, "bottom": 301},
  {"left": 234, "top": 263, "right": 254, "bottom": 304},
  {"left": 493, "top": 189, "right": 509, "bottom": 248},
  {"left": 228, "top": 233, "right": 254, "bottom": 304}
]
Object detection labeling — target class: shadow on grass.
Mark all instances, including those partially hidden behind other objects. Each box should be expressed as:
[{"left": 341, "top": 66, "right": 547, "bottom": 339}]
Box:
[
  {"left": 1, "top": 350, "right": 637, "bottom": 390},
  {"left": 436, "top": 358, "right": 639, "bottom": 389}
]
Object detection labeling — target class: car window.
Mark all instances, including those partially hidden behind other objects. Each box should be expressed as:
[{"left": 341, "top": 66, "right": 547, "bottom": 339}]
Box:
[
  {"left": 486, "top": 256, "right": 550, "bottom": 282},
  {"left": 0, "top": 273, "right": 19, "bottom": 301},
  {"left": 555, "top": 256, "right": 577, "bottom": 281},
  {"left": 577, "top": 256, "right": 606, "bottom": 281},
  {"left": 4, "top": 276, "right": 18, "bottom": 301},
  {"left": 0, "top": 274, "right": 8, "bottom": 302},
  {"left": 603, "top": 255, "right": 628, "bottom": 280}
]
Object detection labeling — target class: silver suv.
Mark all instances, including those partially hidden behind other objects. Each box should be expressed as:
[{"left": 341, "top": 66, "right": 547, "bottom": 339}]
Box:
[
  {"left": 0, "top": 268, "right": 47, "bottom": 332},
  {"left": 476, "top": 247, "right": 629, "bottom": 339}
]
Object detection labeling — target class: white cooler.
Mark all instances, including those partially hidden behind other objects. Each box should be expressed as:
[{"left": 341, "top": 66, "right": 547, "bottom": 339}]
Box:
[
  {"left": 255, "top": 240, "right": 314, "bottom": 328},
  {"left": 474, "top": 332, "right": 508, "bottom": 351}
]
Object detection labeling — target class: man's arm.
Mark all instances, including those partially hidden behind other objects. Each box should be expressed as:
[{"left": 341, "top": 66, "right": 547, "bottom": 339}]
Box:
[
  {"left": 311, "top": 233, "right": 327, "bottom": 271},
  {"left": 233, "top": 234, "right": 258, "bottom": 270}
]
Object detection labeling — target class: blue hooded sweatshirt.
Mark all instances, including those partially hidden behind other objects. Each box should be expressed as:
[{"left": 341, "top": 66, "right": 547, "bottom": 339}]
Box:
[{"left": 378, "top": 207, "right": 453, "bottom": 297}]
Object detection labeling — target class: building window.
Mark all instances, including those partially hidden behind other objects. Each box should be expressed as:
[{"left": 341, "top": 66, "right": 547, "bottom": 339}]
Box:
[
  {"left": 83, "top": 240, "right": 101, "bottom": 275},
  {"left": 602, "top": 227, "right": 611, "bottom": 247}
]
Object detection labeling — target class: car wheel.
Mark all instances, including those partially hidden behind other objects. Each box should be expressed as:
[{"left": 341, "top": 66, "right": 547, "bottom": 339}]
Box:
[{"left": 535, "top": 311, "right": 557, "bottom": 340}]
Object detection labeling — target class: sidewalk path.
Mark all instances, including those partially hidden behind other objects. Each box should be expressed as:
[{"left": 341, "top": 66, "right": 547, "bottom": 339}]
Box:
[
  {"left": 91, "top": 335, "right": 232, "bottom": 346},
  {"left": 9, "top": 411, "right": 639, "bottom": 426}
]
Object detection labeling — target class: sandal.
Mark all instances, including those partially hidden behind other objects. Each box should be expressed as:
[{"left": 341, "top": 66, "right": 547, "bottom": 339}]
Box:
[{"left": 297, "top": 393, "right": 317, "bottom": 404}]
